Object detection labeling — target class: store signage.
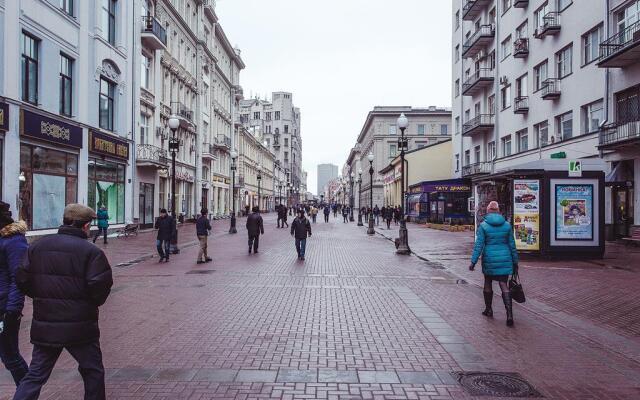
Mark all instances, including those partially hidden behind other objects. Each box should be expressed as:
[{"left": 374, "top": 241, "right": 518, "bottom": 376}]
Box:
[
  {"left": 568, "top": 160, "right": 582, "bottom": 177},
  {"left": 420, "top": 183, "right": 471, "bottom": 193},
  {"left": 0, "top": 102, "right": 8, "bottom": 131},
  {"left": 89, "top": 131, "right": 129, "bottom": 161},
  {"left": 555, "top": 184, "right": 594, "bottom": 241},
  {"left": 513, "top": 179, "right": 540, "bottom": 251},
  {"left": 21, "top": 109, "right": 82, "bottom": 148}
]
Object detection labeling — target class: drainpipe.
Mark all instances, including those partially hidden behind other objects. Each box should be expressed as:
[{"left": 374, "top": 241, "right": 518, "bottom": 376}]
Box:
[
  {"left": 600, "top": 0, "right": 611, "bottom": 159},
  {"left": 131, "top": 1, "right": 137, "bottom": 222},
  {"left": 492, "top": 0, "right": 500, "bottom": 173},
  {"left": 459, "top": 0, "right": 465, "bottom": 178}
]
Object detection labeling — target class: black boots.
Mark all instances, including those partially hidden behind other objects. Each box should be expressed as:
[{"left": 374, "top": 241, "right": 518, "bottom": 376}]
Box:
[
  {"left": 482, "top": 291, "right": 493, "bottom": 317},
  {"left": 502, "top": 292, "right": 514, "bottom": 327}
]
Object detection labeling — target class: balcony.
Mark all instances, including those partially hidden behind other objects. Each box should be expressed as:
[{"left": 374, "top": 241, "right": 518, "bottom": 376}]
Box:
[
  {"left": 462, "top": 0, "right": 492, "bottom": 21},
  {"left": 598, "top": 121, "right": 640, "bottom": 148},
  {"left": 514, "top": 96, "right": 529, "bottom": 114},
  {"left": 513, "top": 38, "right": 529, "bottom": 58},
  {"left": 462, "top": 162, "right": 492, "bottom": 177},
  {"left": 462, "top": 68, "right": 494, "bottom": 96},
  {"left": 463, "top": 114, "right": 495, "bottom": 137},
  {"left": 141, "top": 16, "right": 167, "bottom": 50},
  {"left": 272, "top": 140, "right": 280, "bottom": 149},
  {"left": 514, "top": 0, "right": 528, "bottom": 7},
  {"left": 214, "top": 135, "right": 231, "bottom": 149},
  {"left": 462, "top": 24, "right": 495, "bottom": 58},
  {"left": 136, "top": 144, "right": 168, "bottom": 168},
  {"left": 203, "top": 0, "right": 216, "bottom": 20},
  {"left": 170, "top": 102, "right": 194, "bottom": 128},
  {"left": 202, "top": 143, "right": 215, "bottom": 160},
  {"left": 541, "top": 78, "right": 561, "bottom": 100},
  {"left": 598, "top": 21, "right": 640, "bottom": 68},
  {"left": 534, "top": 12, "right": 561, "bottom": 38}
]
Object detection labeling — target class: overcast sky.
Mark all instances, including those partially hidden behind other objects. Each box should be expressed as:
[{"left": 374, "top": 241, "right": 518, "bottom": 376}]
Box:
[{"left": 217, "top": 0, "right": 453, "bottom": 195}]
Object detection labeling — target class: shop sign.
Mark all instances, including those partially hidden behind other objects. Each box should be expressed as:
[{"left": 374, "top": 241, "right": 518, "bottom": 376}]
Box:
[
  {"left": 568, "top": 160, "right": 582, "bottom": 177},
  {"left": 21, "top": 109, "right": 82, "bottom": 148},
  {"left": 89, "top": 131, "right": 129, "bottom": 161},
  {"left": 0, "top": 102, "right": 8, "bottom": 131},
  {"left": 421, "top": 182, "right": 471, "bottom": 193},
  {"left": 513, "top": 179, "right": 540, "bottom": 251},
  {"left": 555, "top": 184, "right": 594, "bottom": 241}
]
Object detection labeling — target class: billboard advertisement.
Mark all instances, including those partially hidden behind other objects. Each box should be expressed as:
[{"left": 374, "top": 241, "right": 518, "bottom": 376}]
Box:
[
  {"left": 555, "top": 184, "right": 594, "bottom": 241},
  {"left": 513, "top": 179, "right": 540, "bottom": 251}
]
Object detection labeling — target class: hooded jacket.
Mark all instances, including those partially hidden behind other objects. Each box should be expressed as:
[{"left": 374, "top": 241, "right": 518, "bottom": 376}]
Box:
[
  {"left": 471, "top": 213, "right": 518, "bottom": 276},
  {"left": 0, "top": 221, "right": 28, "bottom": 314}
]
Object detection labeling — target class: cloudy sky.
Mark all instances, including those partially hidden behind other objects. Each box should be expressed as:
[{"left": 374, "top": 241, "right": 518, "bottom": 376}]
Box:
[{"left": 217, "top": 0, "right": 453, "bottom": 195}]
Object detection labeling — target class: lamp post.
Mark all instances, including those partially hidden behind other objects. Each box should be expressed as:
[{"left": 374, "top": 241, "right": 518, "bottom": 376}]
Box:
[
  {"left": 167, "top": 117, "right": 181, "bottom": 251},
  {"left": 287, "top": 181, "right": 292, "bottom": 215},
  {"left": 229, "top": 150, "right": 238, "bottom": 234},
  {"left": 367, "top": 152, "right": 375, "bottom": 235},
  {"left": 357, "top": 169, "right": 363, "bottom": 226},
  {"left": 257, "top": 165, "right": 262, "bottom": 212},
  {"left": 278, "top": 182, "right": 283, "bottom": 208},
  {"left": 349, "top": 172, "right": 355, "bottom": 222},
  {"left": 342, "top": 179, "right": 347, "bottom": 207},
  {"left": 396, "top": 113, "right": 410, "bottom": 254}
]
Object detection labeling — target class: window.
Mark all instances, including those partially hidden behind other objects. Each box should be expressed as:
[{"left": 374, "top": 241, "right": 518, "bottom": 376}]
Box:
[
  {"left": 284, "top": 138, "right": 289, "bottom": 147},
  {"left": 455, "top": 79, "right": 460, "bottom": 97},
  {"left": 516, "top": 20, "right": 528, "bottom": 38},
  {"left": 59, "top": 0, "right": 73, "bottom": 16},
  {"left": 535, "top": 121, "right": 549, "bottom": 146},
  {"left": 440, "top": 124, "right": 448, "bottom": 135},
  {"left": 21, "top": 32, "right": 39, "bottom": 104},
  {"left": 582, "top": 25, "right": 602, "bottom": 65},
  {"left": 501, "top": 135, "right": 512, "bottom": 157},
  {"left": 501, "top": 36, "right": 512, "bottom": 59},
  {"left": 265, "top": 112, "right": 272, "bottom": 121},
  {"left": 390, "top": 144, "right": 397, "bottom": 158},
  {"left": 455, "top": 117, "right": 460, "bottom": 134},
  {"left": 99, "top": 77, "right": 115, "bottom": 131},
  {"left": 516, "top": 129, "right": 529, "bottom": 152},
  {"left": 418, "top": 124, "right": 426, "bottom": 135},
  {"left": 101, "top": 0, "right": 116, "bottom": 45},
  {"left": 388, "top": 124, "right": 397, "bottom": 135},
  {"left": 464, "top": 109, "right": 471, "bottom": 122},
  {"left": 534, "top": 3, "right": 549, "bottom": 30},
  {"left": 455, "top": 10, "right": 460, "bottom": 30},
  {"left": 455, "top": 45, "right": 460, "bottom": 63},
  {"left": 284, "top": 125, "right": 289, "bottom": 133},
  {"left": 582, "top": 100, "right": 603, "bottom": 133},
  {"left": 88, "top": 159, "right": 125, "bottom": 225},
  {"left": 141, "top": 53, "right": 150, "bottom": 89},
  {"left": 59, "top": 54, "right": 73, "bottom": 116},
  {"left": 139, "top": 114, "right": 148, "bottom": 144},
  {"left": 487, "top": 141, "right": 496, "bottom": 160},
  {"left": 616, "top": 84, "right": 640, "bottom": 124},
  {"left": 534, "top": 60, "right": 548, "bottom": 91},
  {"left": 556, "top": 111, "right": 573, "bottom": 141},
  {"left": 464, "top": 150, "right": 471, "bottom": 166},
  {"left": 516, "top": 74, "right": 528, "bottom": 97},
  {"left": 557, "top": 0, "right": 572, "bottom": 12},
  {"left": 488, "top": 94, "right": 496, "bottom": 114},
  {"left": 474, "top": 146, "right": 481, "bottom": 163},
  {"left": 455, "top": 154, "right": 460, "bottom": 171},
  {"left": 501, "top": 85, "right": 512, "bottom": 109},
  {"left": 502, "top": 0, "right": 512, "bottom": 13},
  {"left": 617, "top": 1, "right": 640, "bottom": 38},
  {"left": 556, "top": 45, "right": 573, "bottom": 78},
  {"left": 253, "top": 112, "right": 260, "bottom": 120},
  {"left": 275, "top": 111, "right": 280, "bottom": 120}
]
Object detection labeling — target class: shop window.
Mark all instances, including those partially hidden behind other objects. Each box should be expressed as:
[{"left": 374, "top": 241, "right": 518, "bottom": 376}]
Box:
[
  {"left": 88, "top": 158, "right": 125, "bottom": 225},
  {"left": 19, "top": 144, "right": 78, "bottom": 230}
]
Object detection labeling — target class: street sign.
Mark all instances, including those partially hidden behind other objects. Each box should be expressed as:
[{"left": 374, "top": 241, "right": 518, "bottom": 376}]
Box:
[{"left": 569, "top": 160, "right": 582, "bottom": 177}]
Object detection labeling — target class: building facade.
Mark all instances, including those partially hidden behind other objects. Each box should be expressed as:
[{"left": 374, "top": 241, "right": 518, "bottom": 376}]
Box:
[
  {"left": 236, "top": 124, "right": 275, "bottom": 213},
  {"left": 317, "top": 163, "right": 339, "bottom": 196}
]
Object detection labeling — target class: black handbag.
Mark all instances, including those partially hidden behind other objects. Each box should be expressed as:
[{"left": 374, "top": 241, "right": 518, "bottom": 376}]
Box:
[{"left": 509, "top": 272, "right": 526, "bottom": 303}]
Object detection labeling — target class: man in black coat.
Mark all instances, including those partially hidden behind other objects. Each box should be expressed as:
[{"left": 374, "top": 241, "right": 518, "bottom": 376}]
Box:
[
  {"left": 323, "top": 205, "right": 330, "bottom": 223},
  {"left": 196, "top": 208, "right": 212, "bottom": 264},
  {"left": 278, "top": 204, "right": 289, "bottom": 228},
  {"left": 246, "top": 206, "right": 264, "bottom": 254},
  {"left": 155, "top": 208, "right": 175, "bottom": 262},
  {"left": 14, "top": 204, "right": 113, "bottom": 400},
  {"left": 342, "top": 205, "right": 350, "bottom": 223},
  {"left": 290, "top": 209, "right": 312, "bottom": 261}
]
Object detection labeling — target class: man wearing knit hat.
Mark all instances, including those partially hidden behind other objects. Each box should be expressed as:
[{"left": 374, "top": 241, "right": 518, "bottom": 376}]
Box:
[{"left": 14, "top": 204, "right": 113, "bottom": 400}]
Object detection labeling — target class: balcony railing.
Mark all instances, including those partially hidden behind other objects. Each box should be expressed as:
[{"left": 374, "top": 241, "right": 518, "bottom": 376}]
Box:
[
  {"left": 462, "top": 162, "right": 492, "bottom": 177},
  {"left": 541, "top": 78, "right": 561, "bottom": 100},
  {"left": 535, "top": 12, "right": 561, "bottom": 38},
  {"left": 171, "top": 102, "right": 194, "bottom": 123},
  {"left": 462, "top": 0, "right": 492, "bottom": 21},
  {"left": 202, "top": 143, "right": 215, "bottom": 157},
  {"left": 513, "top": 38, "right": 529, "bottom": 58},
  {"left": 462, "top": 68, "right": 494, "bottom": 96},
  {"left": 599, "top": 121, "right": 640, "bottom": 147},
  {"left": 463, "top": 114, "right": 495, "bottom": 136},
  {"left": 598, "top": 21, "right": 640, "bottom": 68},
  {"left": 514, "top": 96, "right": 529, "bottom": 114},
  {"left": 137, "top": 144, "right": 168, "bottom": 166},
  {"left": 462, "top": 24, "right": 495, "bottom": 58},
  {"left": 514, "top": 0, "right": 528, "bottom": 8},
  {"left": 215, "top": 135, "right": 231, "bottom": 149},
  {"left": 141, "top": 16, "right": 167, "bottom": 50}
]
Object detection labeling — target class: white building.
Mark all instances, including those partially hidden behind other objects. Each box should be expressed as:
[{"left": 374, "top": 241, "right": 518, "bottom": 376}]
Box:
[{"left": 317, "top": 163, "right": 339, "bottom": 197}]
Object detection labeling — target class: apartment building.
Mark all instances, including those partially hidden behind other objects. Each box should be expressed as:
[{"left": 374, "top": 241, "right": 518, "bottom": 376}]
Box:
[
  {"left": 1, "top": 0, "right": 136, "bottom": 234},
  {"left": 236, "top": 124, "right": 275, "bottom": 213},
  {"left": 317, "top": 163, "right": 339, "bottom": 197},
  {"left": 346, "top": 106, "right": 452, "bottom": 209}
]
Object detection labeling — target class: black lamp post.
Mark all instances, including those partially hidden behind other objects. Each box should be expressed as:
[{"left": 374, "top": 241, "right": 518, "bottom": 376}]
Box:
[
  {"left": 278, "top": 183, "right": 283, "bottom": 208},
  {"left": 257, "top": 165, "right": 262, "bottom": 212},
  {"left": 168, "top": 116, "right": 180, "bottom": 249},
  {"left": 287, "top": 182, "right": 292, "bottom": 215},
  {"left": 357, "top": 169, "right": 363, "bottom": 226},
  {"left": 229, "top": 150, "right": 238, "bottom": 234},
  {"left": 396, "top": 113, "right": 410, "bottom": 255},
  {"left": 367, "top": 152, "right": 375, "bottom": 235},
  {"left": 342, "top": 179, "right": 347, "bottom": 207},
  {"left": 349, "top": 172, "right": 355, "bottom": 222}
]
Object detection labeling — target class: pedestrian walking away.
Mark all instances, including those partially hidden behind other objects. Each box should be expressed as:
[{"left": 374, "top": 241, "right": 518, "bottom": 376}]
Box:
[
  {"left": 14, "top": 204, "right": 113, "bottom": 400},
  {"left": 196, "top": 208, "right": 213, "bottom": 264},
  {"left": 342, "top": 205, "right": 350, "bottom": 223},
  {"left": 311, "top": 206, "right": 318, "bottom": 223},
  {"left": 291, "top": 209, "right": 312, "bottom": 260},
  {"left": 469, "top": 201, "right": 518, "bottom": 327},
  {"left": 385, "top": 206, "right": 393, "bottom": 229},
  {"left": 155, "top": 209, "right": 175, "bottom": 262},
  {"left": 0, "top": 201, "right": 29, "bottom": 387},
  {"left": 332, "top": 204, "right": 337, "bottom": 218},
  {"left": 246, "top": 206, "right": 264, "bottom": 254},
  {"left": 323, "top": 205, "right": 330, "bottom": 223},
  {"left": 279, "top": 204, "right": 289, "bottom": 228},
  {"left": 373, "top": 205, "right": 380, "bottom": 226},
  {"left": 92, "top": 206, "right": 109, "bottom": 244}
]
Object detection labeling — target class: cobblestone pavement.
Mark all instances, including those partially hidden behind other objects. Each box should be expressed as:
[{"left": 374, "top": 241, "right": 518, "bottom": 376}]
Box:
[{"left": 1, "top": 215, "right": 639, "bottom": 399}]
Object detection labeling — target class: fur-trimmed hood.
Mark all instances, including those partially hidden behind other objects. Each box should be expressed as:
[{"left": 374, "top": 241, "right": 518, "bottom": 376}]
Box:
[{"left": 0, "top": 221, "right": 28, "bottom": 237}]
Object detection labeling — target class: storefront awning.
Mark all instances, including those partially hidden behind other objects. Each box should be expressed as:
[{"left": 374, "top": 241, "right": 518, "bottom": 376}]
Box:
[{"left": 605, "top": 160, "right": 634, "bottom": 184}]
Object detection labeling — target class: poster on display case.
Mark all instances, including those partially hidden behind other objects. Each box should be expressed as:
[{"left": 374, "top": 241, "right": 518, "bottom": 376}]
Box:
[
  {"left": 513, "top": 179, "right": 540, "bottom": 251},
  {"left": 555, "top": 184, "right": 594, "bottom": 241}
]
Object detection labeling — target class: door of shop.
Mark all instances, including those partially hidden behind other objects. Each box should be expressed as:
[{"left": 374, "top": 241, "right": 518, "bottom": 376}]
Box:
[
  {"left": 139, "top": 183, "right": 154, "bottom": 228},
  {"left": 613, "top": 185, "right": 634, "bottom": 238}
]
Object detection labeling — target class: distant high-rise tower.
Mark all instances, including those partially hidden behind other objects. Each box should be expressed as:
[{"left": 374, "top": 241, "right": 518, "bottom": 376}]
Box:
[{"left": 317, "top": 164, "right": 339, "bottom": 196}]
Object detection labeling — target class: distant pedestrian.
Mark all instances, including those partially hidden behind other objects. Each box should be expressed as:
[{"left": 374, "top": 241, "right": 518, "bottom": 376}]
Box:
[
  {"left": 469, "top": 201, "right": 518, "bottom": 327},
  {"left": 196, "top": 208, "right": 212, "bottom": 264},
  {"left": 14, "top": 204, "right": 113, "bottom": 400},
  {"left": 373, "top": 205, "right": 380, "bottom": 225},
  {"left": 0, "top": 201, "right": 29, "bottom": 387},
  {"left": 323, "top": 205, "right": 330, "bottom": 223},
  {"left": 393, "top": 206, "right": 401, "bottom": 225},
  {"left": 92, "top": 206, "right": 109, "bottom": 244},
  {"left": 385, "top": 207, "right": 393, "bottom": 229},
  {"left": 246, "top": 206, "right": 264, "bottom": 254},
  {"left": 342, "top": 205, "right": 349, "bottom": 223},
  {"left": 332, "top": 204, "right": 337, "bottom": 218},
  {"left": 311, "top": 206, "right": 318, "bottom": 223},
  {"left": 155, "top": 209, "right": 174, "bottom": 262},
  {"left": 291, "top": 209, "right": 312, "bottom": 261}
]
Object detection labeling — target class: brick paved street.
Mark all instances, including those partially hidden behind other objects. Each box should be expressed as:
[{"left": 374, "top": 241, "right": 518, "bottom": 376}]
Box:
[{"left": 2, "top": 215, "right": 640, "bottom": 399}]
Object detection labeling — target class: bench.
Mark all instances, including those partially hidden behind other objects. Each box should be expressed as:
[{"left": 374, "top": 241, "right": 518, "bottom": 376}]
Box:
[
  {"left": 115, "top": 223, "right": 139, "bottom": 238},
  {"left": 622, "top": 226, "right": 640, "bottom": 246}
]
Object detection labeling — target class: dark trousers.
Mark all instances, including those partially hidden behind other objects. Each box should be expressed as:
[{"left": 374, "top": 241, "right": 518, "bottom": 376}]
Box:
[
  {"left": 386, "top": 219, "right": 391, "bottom": 229},
  {"left": 248, "top": 235, "right": 259, "bottom": 252},
  {"left": 13, "top": 341, "right": 105, "bottom": 400},
  {"left": 92, "top": 228, "right": 107, "bottom": 244},
  {"left": 343, "top": 215, "right": 348, "bottom": 223},
  {"left": 295, "top": 238, "right": 307, "bottom": 258},
  {"left": 324, "top": 214, "right": 329, "bottom": 223},
  {"left": 156, "top": 239, "right": 170, "bottom": 259},
  {"left": 312, "top": 215, "right": 317, "bottom": 223},
  {"left": 0, "top": 313, "right": 28, "bottom": 386}
]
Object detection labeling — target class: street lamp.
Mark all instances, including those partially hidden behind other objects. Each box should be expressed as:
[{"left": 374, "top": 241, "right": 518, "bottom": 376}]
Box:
[
  {"left": 229, "top": 150, "right": 238, "bottom": 234},
  {"left": 278, "top": 182, "right": 283, "bottom": 208},
  {"left": 257, "top": 165, "right": 262, "bottom": 212},
  {"left": 396, "top": 113, "right": 410, "bottom": 254},
  {"left": 367, "top": 152, "right": 375, "bottom": 235},
  {"left": 357, "top": 168, "right": 363, "bottom": 226},
  {"left": 167, "top": 116, "right": 180, "bottom": 252},
  {"left": 287, "top": 181, "right": 292, "bottom": 215},
  {"left": 349, "top": 172, "right": 355, "bottom": 222}
]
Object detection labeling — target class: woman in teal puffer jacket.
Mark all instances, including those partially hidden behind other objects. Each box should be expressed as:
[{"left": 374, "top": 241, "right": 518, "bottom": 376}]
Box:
[{"left": 469, "top": 201, "right": 518, "bottom": 326}]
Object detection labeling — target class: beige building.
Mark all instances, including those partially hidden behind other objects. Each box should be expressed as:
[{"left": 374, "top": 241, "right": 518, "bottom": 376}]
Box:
[{"left": 236, "top": 125, "right": 275, "bottom": 213}]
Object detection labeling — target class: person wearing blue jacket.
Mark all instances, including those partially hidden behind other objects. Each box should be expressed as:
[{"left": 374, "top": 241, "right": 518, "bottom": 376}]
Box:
[
  {"left": 0, "top": 201, "right": 29, "bottom": 386},
  {"left": 92, "top": 206, "right": 109, "bottom": 244},
  {"left": 469, "top": 201, "right": 518, "bottom": 327}
]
